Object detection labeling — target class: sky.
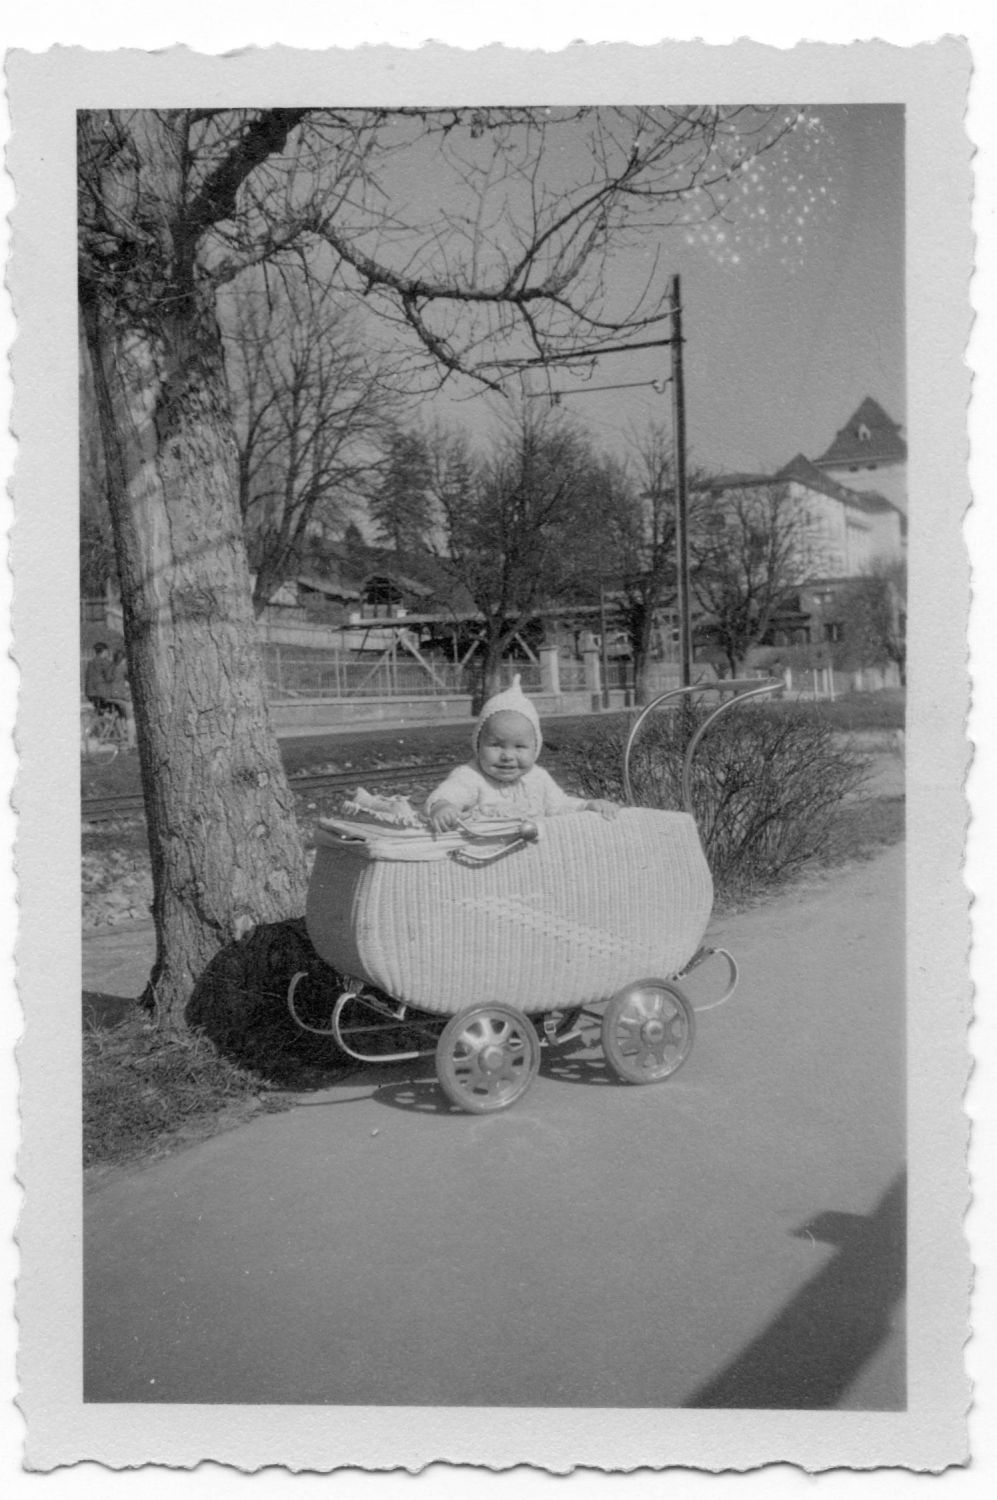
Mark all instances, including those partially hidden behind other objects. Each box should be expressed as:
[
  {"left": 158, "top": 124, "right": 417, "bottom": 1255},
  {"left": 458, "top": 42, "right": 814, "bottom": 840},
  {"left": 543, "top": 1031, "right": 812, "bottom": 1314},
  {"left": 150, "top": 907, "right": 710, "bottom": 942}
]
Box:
[{"left": 411, "top": 104, "right": 905, "bottom": 479}]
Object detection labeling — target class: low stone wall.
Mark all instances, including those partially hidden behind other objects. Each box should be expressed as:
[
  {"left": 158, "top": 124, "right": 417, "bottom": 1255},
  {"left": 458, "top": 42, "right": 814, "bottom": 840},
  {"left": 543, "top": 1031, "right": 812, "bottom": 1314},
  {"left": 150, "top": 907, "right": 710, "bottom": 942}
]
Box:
[
  {"left": 268, "top": 688, "right": 636, "bottom": 733},
  {"left": 269, "top": 695, "right": 474, "bottom": 731}
]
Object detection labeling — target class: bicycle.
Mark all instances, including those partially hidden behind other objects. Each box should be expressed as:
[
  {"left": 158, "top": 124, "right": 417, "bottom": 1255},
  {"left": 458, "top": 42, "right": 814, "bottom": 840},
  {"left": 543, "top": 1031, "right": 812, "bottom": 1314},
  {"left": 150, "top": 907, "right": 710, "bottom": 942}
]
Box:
[{"left": 81, "top": 703, "right": 128, "bottom": 765}]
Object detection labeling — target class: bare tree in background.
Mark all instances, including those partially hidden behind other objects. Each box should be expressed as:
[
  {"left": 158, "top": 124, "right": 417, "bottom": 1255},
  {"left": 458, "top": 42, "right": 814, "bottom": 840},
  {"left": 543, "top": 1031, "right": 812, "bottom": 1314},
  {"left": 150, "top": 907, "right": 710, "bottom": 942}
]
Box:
[
  {"left": 600, "top": 424, "right": 709, "bottom": 704},
  {"left": 224, "top": 264, "right": 398, "bottom": 612},
  {"left": 691, "top": 480, "right": 815, "bottom": 678},
  {"left": 427, "top": 408, "right": 611, "bottom": 701},
  {"left": 835, "top": 559, "right": 907, "bottom": 686},
  {"left": 77, "top": 104, "right": 808, "bottom": 1023}
]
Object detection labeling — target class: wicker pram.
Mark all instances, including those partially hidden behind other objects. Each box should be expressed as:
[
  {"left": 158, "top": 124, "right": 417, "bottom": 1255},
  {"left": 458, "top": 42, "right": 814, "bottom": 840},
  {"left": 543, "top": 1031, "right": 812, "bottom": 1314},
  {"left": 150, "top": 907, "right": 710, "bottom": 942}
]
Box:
[
  {"left": 306, "top": 808, "right": 712, "bottom": 1016},
  {"left": 289, "top": 680, "right": 780, "bottom": 1113}
]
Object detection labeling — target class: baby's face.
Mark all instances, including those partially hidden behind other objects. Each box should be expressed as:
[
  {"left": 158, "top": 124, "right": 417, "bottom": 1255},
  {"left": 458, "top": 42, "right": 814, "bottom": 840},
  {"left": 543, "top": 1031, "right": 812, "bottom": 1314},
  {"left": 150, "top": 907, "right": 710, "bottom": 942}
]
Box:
[{"left": 477, "top": 710, "right": 538, "bottom": 784}]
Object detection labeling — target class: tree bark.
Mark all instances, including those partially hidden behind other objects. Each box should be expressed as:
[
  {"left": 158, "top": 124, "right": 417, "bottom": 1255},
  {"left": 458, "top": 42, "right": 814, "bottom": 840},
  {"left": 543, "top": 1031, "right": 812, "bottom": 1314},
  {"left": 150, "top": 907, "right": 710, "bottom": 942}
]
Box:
[
  {"left": 631, "top": 607, "right": 657, "bottom": 705},
  {"left": 80, "top": 283, "right": 308, "bottom": 1025}
]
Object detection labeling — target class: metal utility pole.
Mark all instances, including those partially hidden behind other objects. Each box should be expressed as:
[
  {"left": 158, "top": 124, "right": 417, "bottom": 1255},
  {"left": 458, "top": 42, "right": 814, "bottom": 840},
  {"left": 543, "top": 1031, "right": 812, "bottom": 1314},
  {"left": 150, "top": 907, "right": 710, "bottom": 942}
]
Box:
[
  {"left": 670, "top": 274, "right": 692, "bottom": 687},
  {"left": 521, "top": 284, "right": 693, "bottom": 689},
  {"left": 598, "top": 581, "right": 610, "bottom": 708}
]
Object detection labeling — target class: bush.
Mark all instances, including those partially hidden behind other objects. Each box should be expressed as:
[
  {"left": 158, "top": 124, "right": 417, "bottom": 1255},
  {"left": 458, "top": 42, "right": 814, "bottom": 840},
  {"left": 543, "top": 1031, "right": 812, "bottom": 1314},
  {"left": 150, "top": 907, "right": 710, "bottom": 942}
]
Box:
[{"left": 561, "top": 702, "right": 868, "bottom": 901}]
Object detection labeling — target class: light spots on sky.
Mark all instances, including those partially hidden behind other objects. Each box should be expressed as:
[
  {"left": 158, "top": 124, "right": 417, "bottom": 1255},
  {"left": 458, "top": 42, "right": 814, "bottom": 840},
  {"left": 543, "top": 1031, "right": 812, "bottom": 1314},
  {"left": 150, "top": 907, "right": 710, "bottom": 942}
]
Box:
[{"left": 679, "top": 110, "right": 842, "bottom": 274}]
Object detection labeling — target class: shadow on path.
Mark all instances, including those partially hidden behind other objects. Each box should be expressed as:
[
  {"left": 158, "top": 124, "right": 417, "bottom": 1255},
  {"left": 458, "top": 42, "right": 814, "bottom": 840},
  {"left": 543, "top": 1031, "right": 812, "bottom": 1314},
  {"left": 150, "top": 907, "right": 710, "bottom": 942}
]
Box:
[
  {"left": 184, "top": 919, "right": 354, "bottom": 1085},
  {"left": 366, "top": 1033, "right": 622, "bottom": 1113},
  {"left": 683, "top": 1171, "right": 906, "bottom": 1409},
  {"left": 540, "top": 1048, "right": 618, "bottom": 1089}
]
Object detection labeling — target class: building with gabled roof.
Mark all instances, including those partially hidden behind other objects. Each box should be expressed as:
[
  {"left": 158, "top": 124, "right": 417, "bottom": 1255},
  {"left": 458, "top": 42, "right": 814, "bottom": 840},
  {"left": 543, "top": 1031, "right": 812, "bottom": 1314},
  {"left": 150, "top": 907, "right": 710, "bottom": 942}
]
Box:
[
  {"left": 813, "top": 396, "right": 907, "bottom": 517},
  {"left": 774, "top": 452, "right": 905, "bottom": 572},
  {"left": 692, "top": 401, "right": 907, "bottom": 672},
  {"left": 698, "top": 437, "right": 904, "bottom": 592}
]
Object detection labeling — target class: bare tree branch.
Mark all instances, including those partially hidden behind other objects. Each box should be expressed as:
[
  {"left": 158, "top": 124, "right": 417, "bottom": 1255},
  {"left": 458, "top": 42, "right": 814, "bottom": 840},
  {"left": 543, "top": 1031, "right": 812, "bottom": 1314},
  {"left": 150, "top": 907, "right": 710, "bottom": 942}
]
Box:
[{"left": 223, "top": 264, "right": 398, "bottom": 609}]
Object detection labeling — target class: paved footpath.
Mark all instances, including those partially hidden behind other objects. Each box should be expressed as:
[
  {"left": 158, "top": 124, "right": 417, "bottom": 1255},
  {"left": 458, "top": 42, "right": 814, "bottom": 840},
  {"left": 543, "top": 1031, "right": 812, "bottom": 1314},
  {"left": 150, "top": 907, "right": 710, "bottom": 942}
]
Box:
[{"left": 83, "top": 843, "right": 905, "bottom": 1410}]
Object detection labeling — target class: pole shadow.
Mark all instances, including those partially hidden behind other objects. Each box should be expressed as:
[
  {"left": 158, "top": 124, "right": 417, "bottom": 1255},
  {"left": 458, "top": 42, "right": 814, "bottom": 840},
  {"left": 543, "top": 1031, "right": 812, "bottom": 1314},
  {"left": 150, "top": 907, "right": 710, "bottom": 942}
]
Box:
[{"left": 683, "top": 1170, "right": 906, "bottom": 1409}]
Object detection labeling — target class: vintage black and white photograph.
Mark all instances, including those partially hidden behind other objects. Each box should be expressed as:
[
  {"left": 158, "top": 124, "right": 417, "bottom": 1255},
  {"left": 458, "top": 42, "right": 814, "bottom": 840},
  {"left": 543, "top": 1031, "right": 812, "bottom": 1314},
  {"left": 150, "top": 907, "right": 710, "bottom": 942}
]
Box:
[{"left": 9, "top": 35, "right": 974, "bottom": 1475}]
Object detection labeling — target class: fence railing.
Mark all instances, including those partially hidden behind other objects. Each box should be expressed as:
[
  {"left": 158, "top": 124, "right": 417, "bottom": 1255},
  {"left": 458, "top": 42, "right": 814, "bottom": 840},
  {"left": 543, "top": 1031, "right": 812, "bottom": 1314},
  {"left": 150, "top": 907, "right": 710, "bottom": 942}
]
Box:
[
  {"left": 262, "top": 649, "right": 473, "bottom": 700},
  {"left": 260, "top": 645, "right": 637, "bottom": 701}
]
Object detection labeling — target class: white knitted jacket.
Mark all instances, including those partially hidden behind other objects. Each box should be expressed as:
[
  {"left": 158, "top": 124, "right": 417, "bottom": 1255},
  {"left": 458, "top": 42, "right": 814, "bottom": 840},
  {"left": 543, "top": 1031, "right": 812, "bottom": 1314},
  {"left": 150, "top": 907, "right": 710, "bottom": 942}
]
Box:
[{"left": 425, "top": 762, "right": 586, "bottom": 820}]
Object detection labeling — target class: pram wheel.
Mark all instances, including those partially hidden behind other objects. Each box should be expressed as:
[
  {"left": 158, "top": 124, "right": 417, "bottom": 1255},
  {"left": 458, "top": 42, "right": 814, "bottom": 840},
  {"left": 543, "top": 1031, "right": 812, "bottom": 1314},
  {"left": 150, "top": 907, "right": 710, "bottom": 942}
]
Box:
[
  {"left": 436, "top": 1005, "right": 541, "bottom": 1113},
  {"left": 601, "top": 979, "right": 695, "bottom": 1084}
]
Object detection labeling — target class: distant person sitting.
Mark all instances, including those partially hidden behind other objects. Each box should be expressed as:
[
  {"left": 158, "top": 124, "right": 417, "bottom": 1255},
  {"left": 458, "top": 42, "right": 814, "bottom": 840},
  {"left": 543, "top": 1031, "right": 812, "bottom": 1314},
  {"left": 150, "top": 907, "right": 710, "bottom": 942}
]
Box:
[
  {"left": 107, "top": 647, "right": 135, "bottom": 745},
  {"left": 84, "top": 641, "right": 114, "bottom": 716}
]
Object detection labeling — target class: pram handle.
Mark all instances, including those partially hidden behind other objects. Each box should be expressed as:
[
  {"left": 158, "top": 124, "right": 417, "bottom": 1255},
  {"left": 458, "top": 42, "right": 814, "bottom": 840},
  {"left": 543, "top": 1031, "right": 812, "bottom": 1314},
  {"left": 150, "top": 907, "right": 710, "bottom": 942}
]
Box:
[
  {"left": 622, "top": 679, "right": 783, "bottom": 815},
  {"left": 450, "top": 819, "right": 541, "bottom": 866}
]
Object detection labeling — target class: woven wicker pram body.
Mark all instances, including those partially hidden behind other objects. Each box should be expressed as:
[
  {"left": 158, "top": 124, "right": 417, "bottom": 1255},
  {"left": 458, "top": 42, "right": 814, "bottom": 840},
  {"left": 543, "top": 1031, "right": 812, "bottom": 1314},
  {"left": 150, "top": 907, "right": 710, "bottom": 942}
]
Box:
[{"left": 305, "top": 807, "right": 713, "bottom": 1016}]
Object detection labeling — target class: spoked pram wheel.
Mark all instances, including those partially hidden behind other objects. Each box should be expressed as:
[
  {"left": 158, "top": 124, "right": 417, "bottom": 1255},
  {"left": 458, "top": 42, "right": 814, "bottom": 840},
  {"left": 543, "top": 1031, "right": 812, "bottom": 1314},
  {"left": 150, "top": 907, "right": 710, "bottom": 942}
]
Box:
[
  {"left": 436, "top": 1004, "right": 541, "bottom": 1113},
  {"left": 601, "top": 979, "right": 695, "bottom": 1084}
]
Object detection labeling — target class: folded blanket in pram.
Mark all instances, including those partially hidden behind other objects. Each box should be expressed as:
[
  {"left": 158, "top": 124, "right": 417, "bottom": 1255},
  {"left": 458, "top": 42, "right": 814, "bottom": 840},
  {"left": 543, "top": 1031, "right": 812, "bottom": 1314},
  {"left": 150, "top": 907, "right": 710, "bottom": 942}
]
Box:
[{"left": 318, "top": 787, "right": 545, "bottom": 863}]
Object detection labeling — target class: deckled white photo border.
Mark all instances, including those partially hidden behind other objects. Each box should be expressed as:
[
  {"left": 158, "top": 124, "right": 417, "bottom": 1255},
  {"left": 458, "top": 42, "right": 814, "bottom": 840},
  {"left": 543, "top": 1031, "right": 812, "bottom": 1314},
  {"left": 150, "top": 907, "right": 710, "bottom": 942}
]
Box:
[{"left": 7, "top": 36, "right": 976, "bottom": 1475}]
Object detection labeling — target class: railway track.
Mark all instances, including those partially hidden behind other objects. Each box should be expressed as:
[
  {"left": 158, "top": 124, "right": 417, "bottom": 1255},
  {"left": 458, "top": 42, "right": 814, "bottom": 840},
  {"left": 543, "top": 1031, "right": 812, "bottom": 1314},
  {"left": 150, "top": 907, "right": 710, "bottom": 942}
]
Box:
[{"left": 82, "top": 761, "right": 456, "bottom": 825}]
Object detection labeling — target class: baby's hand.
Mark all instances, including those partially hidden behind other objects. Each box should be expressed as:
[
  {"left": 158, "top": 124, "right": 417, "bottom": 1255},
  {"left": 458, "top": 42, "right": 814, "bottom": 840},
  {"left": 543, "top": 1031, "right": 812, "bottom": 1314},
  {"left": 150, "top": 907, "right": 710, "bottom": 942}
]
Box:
[
  {"left": 428, "top": 802, "right": 461, "bottom": 833},
  {"left": 586, "top": 798, "right": 620, "bottom": 821}
]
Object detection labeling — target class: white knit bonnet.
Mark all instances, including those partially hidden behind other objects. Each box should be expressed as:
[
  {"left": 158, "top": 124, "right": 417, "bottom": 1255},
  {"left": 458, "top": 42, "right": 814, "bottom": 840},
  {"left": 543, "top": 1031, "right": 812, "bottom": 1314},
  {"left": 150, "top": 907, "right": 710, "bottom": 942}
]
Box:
[{"left": 473, "top": 673, "right": 542, "bottom": 756}]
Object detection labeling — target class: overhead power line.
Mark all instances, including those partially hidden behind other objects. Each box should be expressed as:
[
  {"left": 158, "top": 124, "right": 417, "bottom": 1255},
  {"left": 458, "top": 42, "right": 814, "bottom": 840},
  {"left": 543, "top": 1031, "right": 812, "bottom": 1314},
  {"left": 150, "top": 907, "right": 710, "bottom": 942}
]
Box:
[{"left": 520, "top": 275, "right": 692, "bottom": 686}]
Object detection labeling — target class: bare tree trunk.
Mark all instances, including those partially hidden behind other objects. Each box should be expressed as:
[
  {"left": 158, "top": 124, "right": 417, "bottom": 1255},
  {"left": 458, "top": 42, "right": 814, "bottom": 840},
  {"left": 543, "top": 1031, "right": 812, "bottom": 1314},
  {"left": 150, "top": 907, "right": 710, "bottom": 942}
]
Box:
[
  {"left": 80, "top": 292, "right": 309, "bottom": 1025},
  {"left": 632, "top": 608, "right": 656, "bottom": 705},
  {"left": 482, "top": 652, "right": 505, "bottom": 700},
  {"left": 473, "top": 643, "right": 504, "bottom": 711}
]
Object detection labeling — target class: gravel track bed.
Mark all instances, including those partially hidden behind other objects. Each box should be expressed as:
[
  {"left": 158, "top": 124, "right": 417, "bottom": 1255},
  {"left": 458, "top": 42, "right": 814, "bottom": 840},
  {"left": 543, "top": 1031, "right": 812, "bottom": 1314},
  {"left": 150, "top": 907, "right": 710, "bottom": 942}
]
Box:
[
  {"left": 80, "top": 715, "right": 903, "bottom": 932},
  {"left": 82, "top": 772, "right": 439, "bottom": 932}
]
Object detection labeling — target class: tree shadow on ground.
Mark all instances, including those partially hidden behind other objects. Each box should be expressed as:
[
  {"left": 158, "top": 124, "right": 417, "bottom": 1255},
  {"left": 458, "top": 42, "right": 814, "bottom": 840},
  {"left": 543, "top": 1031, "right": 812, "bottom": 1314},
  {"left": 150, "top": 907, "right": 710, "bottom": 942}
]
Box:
[
  {"left": 683, "top": 1171, "right": 906, "bottom": 1409},
  {"left": 83, "top": 990, "right": 141, "bottom": 1030},
  {"left": 185, "top": 918, "right": 356, "bottom": 1087}
]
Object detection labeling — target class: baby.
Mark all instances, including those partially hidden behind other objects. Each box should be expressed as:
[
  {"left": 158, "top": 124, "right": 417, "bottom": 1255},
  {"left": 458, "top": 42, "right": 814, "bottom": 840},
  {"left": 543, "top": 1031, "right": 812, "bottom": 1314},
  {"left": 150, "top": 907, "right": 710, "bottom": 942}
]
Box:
[{"left": 426, "top": 674, "right": 618, "bottom": 832}]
